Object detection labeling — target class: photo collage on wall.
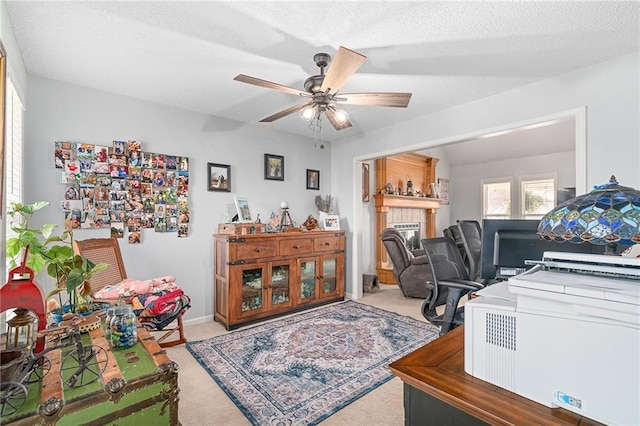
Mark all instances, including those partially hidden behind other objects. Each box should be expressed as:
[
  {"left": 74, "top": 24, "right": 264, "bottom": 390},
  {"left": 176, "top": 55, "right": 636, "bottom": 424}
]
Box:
[{"left": 54, "top": 140, "right": 190, "bottom": 243}]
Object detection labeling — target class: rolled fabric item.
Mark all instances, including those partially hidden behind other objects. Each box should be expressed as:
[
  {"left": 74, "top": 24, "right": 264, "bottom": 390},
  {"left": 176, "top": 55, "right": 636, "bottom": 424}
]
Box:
[{"left": 145, "top": 289, "right": 184, "bottom": 316}]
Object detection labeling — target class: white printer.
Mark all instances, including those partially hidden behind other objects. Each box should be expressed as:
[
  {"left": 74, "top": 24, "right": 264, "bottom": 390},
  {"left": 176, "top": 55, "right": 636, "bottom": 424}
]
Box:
[{"left": 464, "top": 251, "right": 640, "bottom": 425}]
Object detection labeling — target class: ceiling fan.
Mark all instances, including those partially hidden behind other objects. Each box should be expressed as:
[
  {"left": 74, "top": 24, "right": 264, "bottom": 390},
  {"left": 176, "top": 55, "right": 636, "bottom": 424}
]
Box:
[{"left": 233, "top": 46, "right": 412, "bottom": 131}]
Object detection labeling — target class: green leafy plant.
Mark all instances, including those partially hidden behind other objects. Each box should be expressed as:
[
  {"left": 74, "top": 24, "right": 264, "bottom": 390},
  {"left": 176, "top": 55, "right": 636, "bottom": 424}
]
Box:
[{"left": 6, "top": 201, "right": 108, "bottom": 312}]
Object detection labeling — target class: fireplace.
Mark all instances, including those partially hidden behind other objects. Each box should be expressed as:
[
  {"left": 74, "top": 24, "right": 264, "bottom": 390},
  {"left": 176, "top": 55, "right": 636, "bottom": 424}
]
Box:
[
  {"left": 393, "top": 222, "right": 420, "bottom": 251},
  {"left": 374, "top": 194, "right": 441, "bottom": 284}
]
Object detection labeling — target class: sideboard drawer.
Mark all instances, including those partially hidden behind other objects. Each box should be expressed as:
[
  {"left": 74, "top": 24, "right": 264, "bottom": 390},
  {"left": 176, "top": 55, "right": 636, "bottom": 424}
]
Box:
[
  {"left": 234, "top": 240, "right": 277, "bottom": 260},
  {"left": 279, "top": 238, "right": 313, "bottom": 256},
  {"left": 314, "top": 236, "right": 343, "bottom": 252}
]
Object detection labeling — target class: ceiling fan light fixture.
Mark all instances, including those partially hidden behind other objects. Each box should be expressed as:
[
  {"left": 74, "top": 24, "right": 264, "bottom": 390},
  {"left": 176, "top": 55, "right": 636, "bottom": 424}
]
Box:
[
  {"left": 300, "top": 105, "right": 316, "bottom": 121},
  {"left": 334, "top": 107, "right": 349, "bottom": 123}
]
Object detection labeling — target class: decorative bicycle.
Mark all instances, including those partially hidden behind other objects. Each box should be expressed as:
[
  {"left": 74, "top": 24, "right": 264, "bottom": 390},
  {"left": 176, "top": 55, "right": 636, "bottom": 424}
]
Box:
[{"left": 0, "top": 318, "right": 108, "bottom": 417}]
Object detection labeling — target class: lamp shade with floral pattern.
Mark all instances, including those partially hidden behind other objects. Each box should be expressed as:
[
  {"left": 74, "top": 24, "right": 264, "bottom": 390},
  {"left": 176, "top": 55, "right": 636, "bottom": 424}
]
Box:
[{"left": 537, "top": 176, "right": 640, "bottom": 254}]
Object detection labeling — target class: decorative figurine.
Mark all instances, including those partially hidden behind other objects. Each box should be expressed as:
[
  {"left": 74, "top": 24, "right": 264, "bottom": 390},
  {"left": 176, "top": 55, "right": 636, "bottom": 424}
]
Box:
[{"left": 302, "top": 215, "right": 318, "bottom": 231}]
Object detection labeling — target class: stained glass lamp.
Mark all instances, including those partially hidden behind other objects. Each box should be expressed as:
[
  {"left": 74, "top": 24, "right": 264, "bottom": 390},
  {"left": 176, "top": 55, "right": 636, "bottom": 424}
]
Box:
[{"left": 537, "top": 175, "right": 640, "bottom": 255}]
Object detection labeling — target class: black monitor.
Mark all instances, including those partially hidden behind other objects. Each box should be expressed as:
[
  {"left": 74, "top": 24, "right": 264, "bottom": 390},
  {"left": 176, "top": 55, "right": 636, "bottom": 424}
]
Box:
[{"left": 480, "top": 219, "right": 605, "bottom": 280}]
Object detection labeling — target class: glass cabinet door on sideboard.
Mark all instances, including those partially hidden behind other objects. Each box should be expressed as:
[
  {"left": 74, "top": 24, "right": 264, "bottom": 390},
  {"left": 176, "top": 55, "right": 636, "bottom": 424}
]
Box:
[
  {"left": 297, "top": 253, "right": 344, "bottom": 303},
  {"left": 270, "top": 261, "right": 293, "bottom": 308},
  {"left": 299, "top": 259, "right": 318, "bottom": 302},
  {"left": 235, "top": 261, "right": 293, "bottom": 319},
  {"left": 318, "top": 254, "right": 344, "bottom": 299},
  {"left": 237, "top": 264, "right": 266, "bottom": 317}
]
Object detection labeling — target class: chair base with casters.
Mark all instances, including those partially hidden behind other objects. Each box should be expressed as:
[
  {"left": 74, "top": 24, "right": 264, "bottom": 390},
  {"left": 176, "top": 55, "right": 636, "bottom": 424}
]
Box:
[
  {"left": 421, "top": 237, "right": 485, "bottom": 335},
  {"left": 73, "top": 237, "right": 189, "bottom": 348}
]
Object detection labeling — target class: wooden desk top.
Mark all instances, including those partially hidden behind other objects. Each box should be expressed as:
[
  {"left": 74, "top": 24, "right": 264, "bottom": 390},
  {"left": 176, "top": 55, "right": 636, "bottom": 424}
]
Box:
[{"left": 389, "top": 326, "right": 603, "bottom": 426}]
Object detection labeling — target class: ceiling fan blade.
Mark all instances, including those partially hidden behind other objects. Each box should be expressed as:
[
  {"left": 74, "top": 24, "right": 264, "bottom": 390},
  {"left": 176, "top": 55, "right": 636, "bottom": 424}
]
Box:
[
  {"left": 234, "top": 74, "right": 305, "bottom": 96},
  {"left": 325, "top": 108, "right": 353, "bottom": 131},
  {"left": 338, "top": 92, "right": 412, "bottom": 108},
  {"left": 320, "top": 46, "right": 367, "bottom": 95},
  {"left": 259, "top": 101, "right": 314, "bottom": 123}
]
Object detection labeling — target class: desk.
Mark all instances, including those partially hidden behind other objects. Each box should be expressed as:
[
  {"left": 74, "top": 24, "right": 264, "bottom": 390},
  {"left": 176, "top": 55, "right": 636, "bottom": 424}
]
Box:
[{"left": 389, "top": 326, "right": 603, "bottom": 426}]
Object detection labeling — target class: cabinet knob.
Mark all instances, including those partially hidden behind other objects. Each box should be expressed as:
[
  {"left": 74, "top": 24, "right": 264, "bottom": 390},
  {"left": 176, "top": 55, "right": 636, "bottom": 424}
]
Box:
[
  {"left": 324, "top": 242, "right": 330, "bottom": 246},
  {"left": 256, "top": 248, "right": 261, "bottom": 252},
  {"left": 293, "top": 245, "right": 299, "bottom": 249}
]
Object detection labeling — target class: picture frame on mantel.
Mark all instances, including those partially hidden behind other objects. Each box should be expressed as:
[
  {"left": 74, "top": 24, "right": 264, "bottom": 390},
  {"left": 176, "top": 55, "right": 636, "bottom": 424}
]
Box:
[
  {"left": 264, "top": 154, "right": 284, "bottom": 181},
  {"left": 438, "top": 177, "right": 449, "bottom": 204}
]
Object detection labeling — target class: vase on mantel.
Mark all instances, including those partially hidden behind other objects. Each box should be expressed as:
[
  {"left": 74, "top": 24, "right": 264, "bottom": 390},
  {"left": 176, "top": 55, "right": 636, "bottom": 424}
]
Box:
[{"left": 429, "top": 183, "right": 441, "bottom": 198}]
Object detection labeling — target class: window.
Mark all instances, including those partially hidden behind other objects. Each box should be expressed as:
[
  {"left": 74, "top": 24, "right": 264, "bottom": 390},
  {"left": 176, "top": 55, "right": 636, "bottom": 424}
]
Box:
[
  {"left": 5, "top": 77, "right": 25, "bottom": 274},
  {"left": 521, "top": 177, "right": 556, "bottom": 219},
  {"left": 482, "top": 179, "right": 511, "bottom": 219},
  {"left": 482, "top": 175, "right": 557, "bottom": 220}
]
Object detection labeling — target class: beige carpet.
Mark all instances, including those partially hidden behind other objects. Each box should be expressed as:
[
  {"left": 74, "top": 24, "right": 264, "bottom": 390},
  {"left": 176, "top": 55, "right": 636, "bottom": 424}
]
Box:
[{"left": 165, "top": 284, "right": 427, "bottom": 425}]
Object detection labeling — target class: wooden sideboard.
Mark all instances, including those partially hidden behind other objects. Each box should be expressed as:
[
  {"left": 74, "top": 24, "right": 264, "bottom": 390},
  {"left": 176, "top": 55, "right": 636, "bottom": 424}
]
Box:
[
  {"left": 213, "top": 231, "right": 345, "bottom": 330},
  {"left": 389, "top": 326, "right": 603, "bottom": 426}
]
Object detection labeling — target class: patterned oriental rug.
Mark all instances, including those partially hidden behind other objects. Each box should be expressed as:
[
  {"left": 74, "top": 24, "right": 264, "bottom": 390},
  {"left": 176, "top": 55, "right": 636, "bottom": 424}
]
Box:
[{"left": 187, "top": 301, "right": 440, "bottom": 425}]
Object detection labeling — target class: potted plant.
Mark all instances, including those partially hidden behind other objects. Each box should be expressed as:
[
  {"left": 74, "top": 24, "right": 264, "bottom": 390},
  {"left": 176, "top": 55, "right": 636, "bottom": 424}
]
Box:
[
  {"left": 6, "top": 201, "right": 108, "bottom": 318},
  {"left": 314, "top": 194, "right": 334, "bottom": 214},
  {"left": 314, "top": 194, "right": 335, "bottom": 230}
]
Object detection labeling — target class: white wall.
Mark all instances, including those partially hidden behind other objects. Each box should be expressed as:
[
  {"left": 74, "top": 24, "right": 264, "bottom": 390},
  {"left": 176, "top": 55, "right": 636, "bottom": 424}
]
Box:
[
  {"left": 334, "top": 52, "right": 639, "bottom": 299},
  {"left": 24, "top": 76, "right": 332, "bottom": 322},
  {"left": 447, "top": 150, "right": 575, "bottom": 223}
]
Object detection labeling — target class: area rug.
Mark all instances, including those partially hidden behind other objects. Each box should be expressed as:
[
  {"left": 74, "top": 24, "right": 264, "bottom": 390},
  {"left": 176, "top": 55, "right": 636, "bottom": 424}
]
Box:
[{"left": 187, "top": 301, "right": 440, "bottom": 425}]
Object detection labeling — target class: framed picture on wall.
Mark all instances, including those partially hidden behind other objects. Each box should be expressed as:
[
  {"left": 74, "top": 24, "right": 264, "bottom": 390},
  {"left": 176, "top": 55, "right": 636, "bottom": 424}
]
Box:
[
  {"left": 207, "top": 162, "right": 230, "bottom": 192},
  {"left": 306, "top": 169, "right": 319, "bottom": 190},
  {"left": 264, "top": 154, "right": 284, "bottom": 181},
  {"left": 438, "top": 178, "right": 449, "bottom": 205},
  {"left": 362, "top": 163, "right": 370, "bottom": 202}
]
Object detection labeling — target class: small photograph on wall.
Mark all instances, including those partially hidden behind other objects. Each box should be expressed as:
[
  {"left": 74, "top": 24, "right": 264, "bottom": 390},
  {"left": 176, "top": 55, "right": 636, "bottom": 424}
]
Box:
[
  {"left": 54, "top": 141, "right": 74, "bottom": 169},
  {"left": 128, "top": 231, "right": 141, "bottom": 244},
  {"left": 127, "top": 140, "right": 141, "bottom": 152},
  {"left": 111, "top": 222, "right": 124, "bottom": 238},
  {"left": 113, "top": 140, "right": 127, "bottom": 156},
  {"left": 166, "top": 155, "right": 178, "bottom": 170},
  {"left": 179, "top": 157, "right": 189, "bottom": 172}
]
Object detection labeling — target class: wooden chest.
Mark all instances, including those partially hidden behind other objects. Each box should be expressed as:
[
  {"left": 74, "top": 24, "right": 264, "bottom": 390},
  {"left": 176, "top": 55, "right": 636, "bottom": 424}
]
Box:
[
  {"left": 217, "top": 222, "right": 266, "bottom": 235},
  {"left": 2, "top": 321, "right": 179, "bottom": 425}
]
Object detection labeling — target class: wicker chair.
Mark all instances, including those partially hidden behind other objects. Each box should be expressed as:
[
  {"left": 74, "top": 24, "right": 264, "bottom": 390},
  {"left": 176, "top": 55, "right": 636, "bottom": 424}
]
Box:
[{"left": 73, "top": 237, "right": 187, "bottom": 348}]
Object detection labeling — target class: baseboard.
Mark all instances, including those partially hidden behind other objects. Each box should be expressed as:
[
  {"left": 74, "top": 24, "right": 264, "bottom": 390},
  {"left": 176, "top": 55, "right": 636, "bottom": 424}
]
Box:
[{"left": 183, "top": 314, "right": 214, "bottom": 326}]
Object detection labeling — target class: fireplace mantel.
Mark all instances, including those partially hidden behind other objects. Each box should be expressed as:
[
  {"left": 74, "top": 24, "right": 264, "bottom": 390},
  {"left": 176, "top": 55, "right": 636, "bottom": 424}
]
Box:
[{"left": 374, "top": 194, "right": 442, "bottom": 209}]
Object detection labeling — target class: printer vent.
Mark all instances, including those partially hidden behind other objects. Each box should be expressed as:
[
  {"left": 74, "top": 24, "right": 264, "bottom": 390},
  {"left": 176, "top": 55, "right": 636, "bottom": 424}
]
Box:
[{"left": 485, "top": 312, "right": 516, "bottom": 351}]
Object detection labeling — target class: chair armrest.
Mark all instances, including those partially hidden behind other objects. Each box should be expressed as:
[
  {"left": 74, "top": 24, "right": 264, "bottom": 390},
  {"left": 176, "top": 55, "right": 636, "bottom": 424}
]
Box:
[
  {"left": 437, "top": 279, "right": 484, "bottom": 292},
  {"left": 409, "top": 255, "right": 429, "bottom": 266},
  {"left": 410, "top": 249, "right": 426, "bottom": 257}
]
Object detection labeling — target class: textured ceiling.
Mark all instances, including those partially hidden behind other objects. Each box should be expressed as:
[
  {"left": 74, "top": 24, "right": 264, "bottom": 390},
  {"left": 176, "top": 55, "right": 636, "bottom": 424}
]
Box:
[{"left": 5, "top": 1, "right": 639, "bottom": 149}]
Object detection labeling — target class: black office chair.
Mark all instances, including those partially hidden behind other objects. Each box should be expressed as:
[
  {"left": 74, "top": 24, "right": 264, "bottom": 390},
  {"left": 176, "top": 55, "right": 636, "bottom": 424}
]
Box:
[
  {"left": 420, "top": 237, "right": 485, "bottom": 335},
  {"left": 457, "top": 220, "right": 483, "bottom": 283}
]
